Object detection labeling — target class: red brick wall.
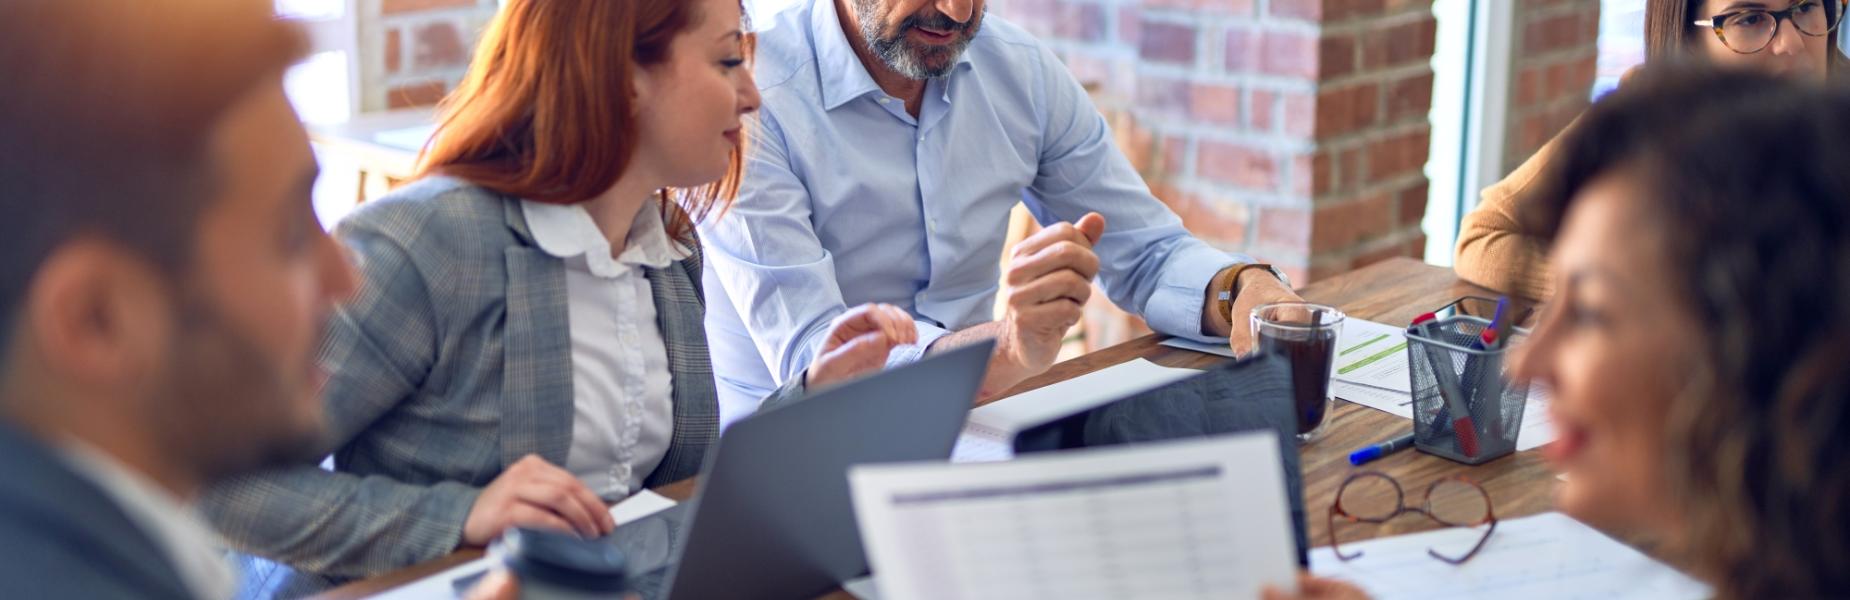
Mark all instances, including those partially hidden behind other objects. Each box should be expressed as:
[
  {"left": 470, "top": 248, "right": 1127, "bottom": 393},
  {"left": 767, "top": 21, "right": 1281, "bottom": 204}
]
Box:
[
  {"left": 992, "top": 0, "right": 1438, "bottom": 283},
  {"left": 1505, "top": 0, "right": 1601, "bottom": 175},
  {"left": 364, "top": 0, "right": 494, "bottom": 111}
]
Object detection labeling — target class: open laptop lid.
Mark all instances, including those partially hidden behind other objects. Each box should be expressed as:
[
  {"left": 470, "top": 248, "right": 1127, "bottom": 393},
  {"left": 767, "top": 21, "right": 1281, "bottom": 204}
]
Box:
[
  {"left": 660, "top": 340, "right": 995, "bottom": 600},
  {"left": 1010, "top": 353, "right": 1312, "bottom": 566}
]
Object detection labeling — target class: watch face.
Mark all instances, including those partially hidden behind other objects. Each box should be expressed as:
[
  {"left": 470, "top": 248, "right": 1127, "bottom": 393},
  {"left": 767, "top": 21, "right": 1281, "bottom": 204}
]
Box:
[{"left": 1263, "top": 266, "right": 1289, "bottom": 287}]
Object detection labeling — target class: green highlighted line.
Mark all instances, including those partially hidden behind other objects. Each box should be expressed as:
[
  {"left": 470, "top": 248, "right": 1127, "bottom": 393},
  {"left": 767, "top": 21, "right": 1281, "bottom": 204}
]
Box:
[
  {"left": 1339, "top": 334, "right": 1390, "bottom": 357},
  {"left": 1338, "top": 341, "right": 1407, "bottom": 375}
]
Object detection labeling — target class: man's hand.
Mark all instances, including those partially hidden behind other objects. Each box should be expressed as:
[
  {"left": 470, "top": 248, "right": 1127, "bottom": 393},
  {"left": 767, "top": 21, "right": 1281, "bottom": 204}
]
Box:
[
  {"left": 806, "top": 303, "right": 918, "bottom": 390},
  {"left": 996, "top": 212, "right": 1106, "bottom": 379},
  {"left": 1228, "top": 267, "right": 1304, "bottom": 356},
  {"left": 462, "top": 455, "right": 614, "bottom": 546}
]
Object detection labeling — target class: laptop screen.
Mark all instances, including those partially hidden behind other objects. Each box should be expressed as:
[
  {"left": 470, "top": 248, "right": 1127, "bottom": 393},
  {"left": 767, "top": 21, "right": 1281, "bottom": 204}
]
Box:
[{"left": 1009, "top": 353, "right": 1313, "bottom": 567}]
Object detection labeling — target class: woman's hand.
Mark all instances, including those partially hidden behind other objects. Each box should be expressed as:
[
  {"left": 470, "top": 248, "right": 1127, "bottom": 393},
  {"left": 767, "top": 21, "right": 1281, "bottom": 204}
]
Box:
[
  {"left": 1262, "top": 573, "right": 1372, "bottom": 600},
  {"left": 462, "top": 570, "right": 518, "bottom": 600},
  {"left": 805, "top": 303, "right": 918, "bottom": 390}
]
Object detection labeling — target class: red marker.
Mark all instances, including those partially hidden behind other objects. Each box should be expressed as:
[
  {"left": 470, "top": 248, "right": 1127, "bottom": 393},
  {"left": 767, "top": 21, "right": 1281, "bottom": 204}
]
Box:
[{"left": 1414, "top": 312, "right": 1479, "bottom": 458}]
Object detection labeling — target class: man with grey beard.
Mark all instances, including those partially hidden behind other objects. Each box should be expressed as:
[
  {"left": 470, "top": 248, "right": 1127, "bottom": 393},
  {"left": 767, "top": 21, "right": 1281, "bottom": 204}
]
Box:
[{"left": 699, "top": 0, "right": 1304, "bottom": 422}]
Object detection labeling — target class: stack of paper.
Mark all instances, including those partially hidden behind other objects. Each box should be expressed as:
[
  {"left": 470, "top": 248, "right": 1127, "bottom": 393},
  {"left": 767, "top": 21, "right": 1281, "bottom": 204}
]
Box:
[
  {"left": 1160, "top": 319, "right": 1557, "bottom": 451},
  {"left": 1310, "top": 512, "right": 1710, "bottom": 599}
]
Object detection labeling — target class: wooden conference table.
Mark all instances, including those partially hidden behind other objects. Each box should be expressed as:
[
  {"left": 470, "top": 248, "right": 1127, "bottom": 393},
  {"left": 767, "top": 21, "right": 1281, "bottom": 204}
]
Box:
[{"left": 317, "top": 257, "right": 1556, "bottom": 599}]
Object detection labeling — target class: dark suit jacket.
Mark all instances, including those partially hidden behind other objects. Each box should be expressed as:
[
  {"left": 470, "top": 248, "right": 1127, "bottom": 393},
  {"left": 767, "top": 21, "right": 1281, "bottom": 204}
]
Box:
[{"left": 0, "top": 422, "right": 192, "bottom": 599}]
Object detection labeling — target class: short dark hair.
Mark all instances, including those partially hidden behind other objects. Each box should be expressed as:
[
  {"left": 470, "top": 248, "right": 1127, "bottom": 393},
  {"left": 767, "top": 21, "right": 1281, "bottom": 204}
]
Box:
[
  {"left": 0, "top": 0, "right": 304, "bottom": 342},
  {"left": 1528, "top": 65, "right": 1850, "bottom": 598}
]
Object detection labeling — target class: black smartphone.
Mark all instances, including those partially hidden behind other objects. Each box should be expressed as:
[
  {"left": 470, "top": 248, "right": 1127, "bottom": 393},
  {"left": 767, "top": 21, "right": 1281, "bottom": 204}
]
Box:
[{"left": 1432, "top": 295, "right": 1536, "bottom": 328}]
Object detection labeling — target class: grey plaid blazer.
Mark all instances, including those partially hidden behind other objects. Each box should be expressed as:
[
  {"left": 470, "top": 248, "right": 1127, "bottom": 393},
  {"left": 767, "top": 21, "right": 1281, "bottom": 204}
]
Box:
[{"left": 200, "top": 177, "right": 804, "bottom": 578}]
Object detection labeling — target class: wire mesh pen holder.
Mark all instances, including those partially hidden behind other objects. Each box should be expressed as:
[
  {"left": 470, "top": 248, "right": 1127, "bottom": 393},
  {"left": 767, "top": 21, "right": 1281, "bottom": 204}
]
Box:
[{"left": 1406, "top": 316, "right": 1527, "bottom": 465}]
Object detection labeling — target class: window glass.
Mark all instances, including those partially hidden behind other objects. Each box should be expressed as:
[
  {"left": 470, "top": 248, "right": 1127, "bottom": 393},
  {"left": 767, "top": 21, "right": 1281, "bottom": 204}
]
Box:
[{"left": 1595, "top": 0, "right": 1647, "bottom": 100}]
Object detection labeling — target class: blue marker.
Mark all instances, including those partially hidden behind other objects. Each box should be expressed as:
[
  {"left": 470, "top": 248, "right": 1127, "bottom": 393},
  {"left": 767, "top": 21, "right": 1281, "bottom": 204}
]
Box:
[
  {"left": 1486, "top": 296, "right": 1510, "bottom": 333},
  {"left": 1349, "top": 432, "right": 1417, "bottom": 466}
]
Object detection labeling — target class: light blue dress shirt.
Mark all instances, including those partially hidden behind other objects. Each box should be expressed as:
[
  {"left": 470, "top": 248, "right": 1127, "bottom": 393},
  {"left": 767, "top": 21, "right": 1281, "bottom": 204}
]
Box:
[{"left": 699, "top": 0, "right": 1251, "bottom": 423}]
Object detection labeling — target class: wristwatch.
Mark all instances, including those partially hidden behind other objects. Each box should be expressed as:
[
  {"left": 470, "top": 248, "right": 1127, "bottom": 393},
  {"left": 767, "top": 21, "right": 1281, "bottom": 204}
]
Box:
[{"left": 1216, "top": 263, "right": 1291, "bottom": 323}]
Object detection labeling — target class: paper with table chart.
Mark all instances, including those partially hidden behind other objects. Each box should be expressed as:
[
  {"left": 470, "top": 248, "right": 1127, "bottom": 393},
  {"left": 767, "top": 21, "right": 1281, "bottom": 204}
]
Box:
[
  {"left": 1310, "top": 511, "right": 1710, "bottom": 599},
  {"left": 852, "top": 432, "right": 1298, "bottom": 600},
  {"left": 950, "top": 358, "right": 1201, "bottom": 463},
  {"left": 1162, "top": 318, "right": 1558, "bottom": 451},
  {"left": 369, "top": 490, "right": 679, "bottom": 599},
  {"left": 1329, "top": 317, "right": 1414, "bottom": 392}
]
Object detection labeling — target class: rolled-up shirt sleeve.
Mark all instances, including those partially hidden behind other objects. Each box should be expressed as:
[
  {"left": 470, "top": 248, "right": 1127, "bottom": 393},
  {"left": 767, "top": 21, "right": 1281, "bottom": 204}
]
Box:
[
  {"left": 702, "top": 112, "right": 946, "bottom": 385},
  {"left": 1023, "top": 43, "right": 1251, "bottom": 343}
]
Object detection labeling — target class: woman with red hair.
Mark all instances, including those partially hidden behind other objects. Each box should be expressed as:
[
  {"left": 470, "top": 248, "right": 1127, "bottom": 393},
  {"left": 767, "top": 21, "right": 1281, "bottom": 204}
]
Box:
[{"left": 200, "top": 0, "right": 915, "bottom": 584}]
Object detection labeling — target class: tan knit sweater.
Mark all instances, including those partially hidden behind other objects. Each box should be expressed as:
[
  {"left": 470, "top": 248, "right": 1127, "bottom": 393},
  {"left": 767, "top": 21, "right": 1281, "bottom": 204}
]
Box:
[{"left": 1453, "top": 124, "right": 1573, "bottom": 301}]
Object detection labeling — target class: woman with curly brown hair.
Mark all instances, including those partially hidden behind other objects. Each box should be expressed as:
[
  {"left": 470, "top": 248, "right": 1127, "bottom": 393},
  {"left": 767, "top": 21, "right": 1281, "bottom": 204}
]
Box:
[{"left": 1274, "top": 66, "right": 1850, "bottom": 599}]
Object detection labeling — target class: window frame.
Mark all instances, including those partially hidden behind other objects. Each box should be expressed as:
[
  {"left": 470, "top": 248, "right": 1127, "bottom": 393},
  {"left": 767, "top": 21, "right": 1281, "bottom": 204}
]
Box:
[{"left": 280, "top": 0, "right": 360, "bottom": 122}]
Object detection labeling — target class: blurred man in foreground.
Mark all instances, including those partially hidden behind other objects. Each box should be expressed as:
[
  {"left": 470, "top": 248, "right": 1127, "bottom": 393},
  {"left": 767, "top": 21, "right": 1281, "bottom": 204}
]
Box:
[{"left": 0, "top": 0, "right": 354, "bottom": 596}]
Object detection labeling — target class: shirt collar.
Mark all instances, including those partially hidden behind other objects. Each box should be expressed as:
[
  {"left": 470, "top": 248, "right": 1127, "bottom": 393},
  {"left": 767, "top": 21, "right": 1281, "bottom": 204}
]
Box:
[
  {"left": 810, "top": 0, "right": 974, "bottom": 111},
  {"left": 520, "top": 199, "right": 687, "bottom": 278},
  {"left": 55, "top": 441, "right": 236, "bottom": 600}
]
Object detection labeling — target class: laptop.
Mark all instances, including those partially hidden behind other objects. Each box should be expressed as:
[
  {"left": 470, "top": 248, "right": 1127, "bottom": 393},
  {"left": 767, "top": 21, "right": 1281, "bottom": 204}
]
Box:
[
  {"left": 1002, "top": 352, "right": 1313, "bottom": 566},
  {"left": 611, "top": 341, "right": 994, "bottom": 600}
]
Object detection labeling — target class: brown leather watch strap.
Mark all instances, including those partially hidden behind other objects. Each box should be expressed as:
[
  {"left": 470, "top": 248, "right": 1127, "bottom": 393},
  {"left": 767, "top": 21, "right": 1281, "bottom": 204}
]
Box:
[{"left": 1216, "top": 263, "right": 1282, "bottom": 323}]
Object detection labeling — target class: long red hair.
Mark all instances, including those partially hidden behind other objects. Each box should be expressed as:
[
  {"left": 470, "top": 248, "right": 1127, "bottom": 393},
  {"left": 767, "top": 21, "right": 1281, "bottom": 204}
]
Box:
[{"left": 416, "top": 0, "right": 746, "bottom": 242}]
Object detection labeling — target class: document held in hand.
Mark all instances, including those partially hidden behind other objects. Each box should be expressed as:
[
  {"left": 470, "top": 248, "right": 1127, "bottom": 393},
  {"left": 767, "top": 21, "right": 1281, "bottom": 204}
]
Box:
[{"left": 850, "top": 432, "right": 1298, "bottom": 600}]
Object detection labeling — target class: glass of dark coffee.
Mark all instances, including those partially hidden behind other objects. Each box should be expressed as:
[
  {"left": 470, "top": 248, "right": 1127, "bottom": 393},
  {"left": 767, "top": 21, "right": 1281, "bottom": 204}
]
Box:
[{"left": 1250, "top": 302, "right": 1345, "bottom": 443}]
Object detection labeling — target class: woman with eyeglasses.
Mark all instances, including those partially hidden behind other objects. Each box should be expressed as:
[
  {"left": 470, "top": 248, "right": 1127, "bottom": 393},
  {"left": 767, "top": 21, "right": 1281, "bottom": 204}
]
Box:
[
  {"left": 1454, "top": 0, "right": 1848, "bottom": 300},
  {"left": 1270, "top": 66, "right": 1850, "bottom": 600}
]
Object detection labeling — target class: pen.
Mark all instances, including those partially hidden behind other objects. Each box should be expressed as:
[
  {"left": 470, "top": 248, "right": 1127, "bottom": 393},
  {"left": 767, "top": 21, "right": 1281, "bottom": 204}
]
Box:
[
  {"left": 1349, "top": 432, "right": 1416, "bottom": 465},
  {"left": 1423, "top": 318, "right": 1479, "bottom": 458},
  {"left": 1486, "top": 297, "right": 1510, "bottom": 333},
  {"left": 1461, "top": 297, "right": 1506, "bottom": 407},
  {"left": 1467, "top": 328, "right": 1505, "bottom": 441},
  {"left": 1408, "top": 312, "right": 1437, "bottom": 333},
  {"left": 1411, "top": 313, "right": 1477, "bottom": 456},
  {"left": 1462, "top": 326, "right": 1496, "bottom": 399},
  {"left": 1452, "top": 297, "right": 1511, "bottom": 452}
]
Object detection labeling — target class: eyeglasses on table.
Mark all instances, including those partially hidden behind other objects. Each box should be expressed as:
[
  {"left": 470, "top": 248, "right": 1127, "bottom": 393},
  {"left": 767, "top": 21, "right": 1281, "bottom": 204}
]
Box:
[{"left": 1327, "top": 471, "right": 1499, "bottom": 565}]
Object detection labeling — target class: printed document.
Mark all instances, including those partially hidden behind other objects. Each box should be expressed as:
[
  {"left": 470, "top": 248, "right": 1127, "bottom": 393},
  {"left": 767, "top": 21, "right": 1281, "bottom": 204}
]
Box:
[
  {"left": 853, "top": 433, "right": 1297, "bottom": 600},
  {"left": 1310, "top": 512, "right": 1709, "bottom": 599}
]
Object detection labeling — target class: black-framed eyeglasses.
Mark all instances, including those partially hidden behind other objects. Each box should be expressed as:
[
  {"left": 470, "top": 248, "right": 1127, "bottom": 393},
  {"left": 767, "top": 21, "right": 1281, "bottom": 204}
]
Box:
[
  {"left": 1693, "top": 0, "right": 1847, "bottom": 55},
  {"left": 1328, "top": 471, "right": 1498, "bottom": 565}
]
